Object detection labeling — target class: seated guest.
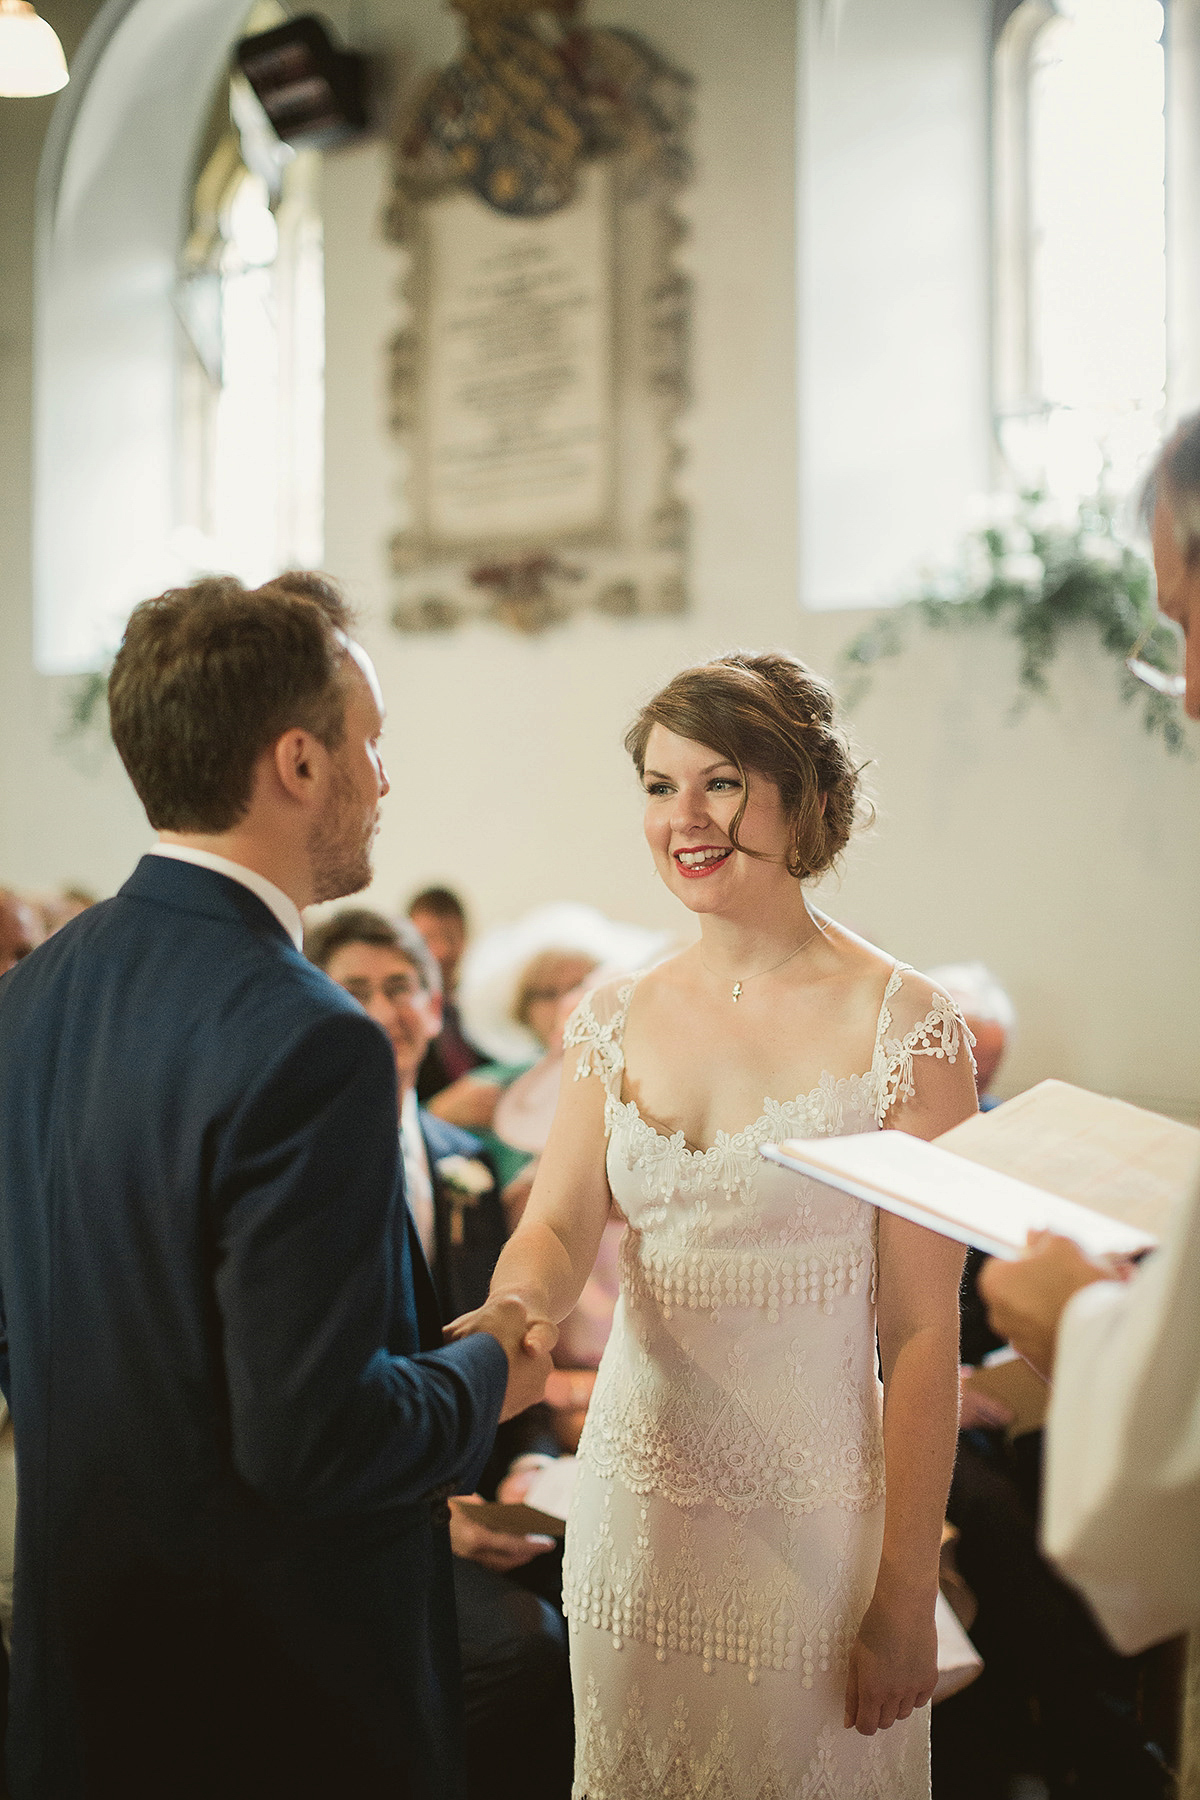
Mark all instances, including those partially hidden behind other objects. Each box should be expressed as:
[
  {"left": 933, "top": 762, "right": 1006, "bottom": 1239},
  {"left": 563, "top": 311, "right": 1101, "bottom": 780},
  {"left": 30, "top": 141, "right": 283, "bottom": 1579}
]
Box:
[
  {"left": 408, "top": 886, "right": 487, "bottom": 1102},
  {"left": 433, "top": 904, "right": 672, "bottom": 1202},
  {"left": 430, "top": 945, "right": 599, "bottom": 1197},
  {"left": 0, "top": 890, "right": 39, "bottom": 975},
  {"left": 927, "top": 961, "right": 1015, "bottom": 1112},
  {"left": 307, "top": 908, "right": 572, "bottom": 1800},
  {"left": 930, "top": 962, "right": 1166, "bottom": 1799},
  {"left": 36, "top": 885, "right": 97, "bottom": 937}
]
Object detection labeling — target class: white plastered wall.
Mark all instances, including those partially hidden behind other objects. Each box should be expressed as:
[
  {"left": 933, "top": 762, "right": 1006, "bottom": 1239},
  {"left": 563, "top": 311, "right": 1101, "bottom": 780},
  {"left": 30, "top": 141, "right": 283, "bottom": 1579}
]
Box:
[{"left": 1, "top": 0, "right": 1198, "bottom": 1118}]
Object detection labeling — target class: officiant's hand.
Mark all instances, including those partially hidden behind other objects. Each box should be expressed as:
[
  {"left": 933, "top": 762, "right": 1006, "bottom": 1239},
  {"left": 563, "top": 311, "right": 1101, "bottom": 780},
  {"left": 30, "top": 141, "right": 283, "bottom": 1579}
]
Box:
[
  {"left": 979, "top": 1231, "right": 1127, "bottom": 1378},
  {"left": 444, "top": 1295, "right": 557, "bottom": 1420},
  {"left": 844, "top": 1593, "right": 938, "bottom": 1735}
]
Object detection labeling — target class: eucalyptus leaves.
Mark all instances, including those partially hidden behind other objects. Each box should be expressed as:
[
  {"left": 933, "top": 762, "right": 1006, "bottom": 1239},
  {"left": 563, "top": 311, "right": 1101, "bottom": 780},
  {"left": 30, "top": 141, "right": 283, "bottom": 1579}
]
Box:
[{"left": 842, "top": 491, "right": 1187, "bottom": 754}]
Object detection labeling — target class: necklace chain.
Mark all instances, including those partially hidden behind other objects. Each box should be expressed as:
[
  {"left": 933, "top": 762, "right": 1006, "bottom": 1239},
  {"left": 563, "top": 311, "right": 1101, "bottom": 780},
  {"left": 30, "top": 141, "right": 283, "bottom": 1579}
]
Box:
[{"left": 701, "top": 919, "right": 824, "bottom": 1002}]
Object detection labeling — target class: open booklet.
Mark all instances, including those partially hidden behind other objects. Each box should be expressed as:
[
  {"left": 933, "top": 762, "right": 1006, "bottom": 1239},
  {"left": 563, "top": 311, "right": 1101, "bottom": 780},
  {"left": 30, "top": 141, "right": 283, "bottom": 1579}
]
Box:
[{"left": 762, "top": 1079, "right": 1200, "bottom": 1261}]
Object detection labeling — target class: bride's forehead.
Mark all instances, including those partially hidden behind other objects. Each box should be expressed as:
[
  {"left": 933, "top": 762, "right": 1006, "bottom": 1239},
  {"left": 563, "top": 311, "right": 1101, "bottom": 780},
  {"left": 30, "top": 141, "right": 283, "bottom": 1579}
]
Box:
[{"left": 643, "top": 725, "right": 736, "bottom": 771}]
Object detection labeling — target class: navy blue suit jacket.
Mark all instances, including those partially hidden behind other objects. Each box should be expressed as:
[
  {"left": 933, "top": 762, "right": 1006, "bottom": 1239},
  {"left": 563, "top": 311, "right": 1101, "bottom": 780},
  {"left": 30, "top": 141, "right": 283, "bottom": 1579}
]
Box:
[{"left": 0, "top": 856, "right": 508, "bottom": 1799}]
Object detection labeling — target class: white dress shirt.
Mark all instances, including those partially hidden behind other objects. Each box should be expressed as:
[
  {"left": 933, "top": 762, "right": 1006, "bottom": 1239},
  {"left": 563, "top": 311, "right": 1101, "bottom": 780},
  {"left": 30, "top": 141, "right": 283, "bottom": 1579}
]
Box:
[
  {"left": 399, "top": 1088, "right": 436, "bottom": 1266},
  {"left": 1042, "top": 1174, "right": 1200, "bottom": 1655},
  {"left": 149, "top": 844, "right": 304, "bottom": 951}
]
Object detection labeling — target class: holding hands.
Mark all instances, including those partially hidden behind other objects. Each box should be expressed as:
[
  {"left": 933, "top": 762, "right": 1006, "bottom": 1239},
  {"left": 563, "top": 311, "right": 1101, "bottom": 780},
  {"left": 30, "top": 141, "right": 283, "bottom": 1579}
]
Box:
[{"left": 444, "top": 1293, "right": 557, "bottom": 1420}]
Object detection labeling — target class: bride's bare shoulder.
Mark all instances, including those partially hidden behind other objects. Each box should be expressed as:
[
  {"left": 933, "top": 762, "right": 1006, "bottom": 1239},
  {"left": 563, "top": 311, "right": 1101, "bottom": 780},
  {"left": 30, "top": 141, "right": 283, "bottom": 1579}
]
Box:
[
  {"left": 816, "top": 917, "right": 896, "bottom": 989},
  {"left": 821, "top": 919, "right": 960, "bottom": 1028}
]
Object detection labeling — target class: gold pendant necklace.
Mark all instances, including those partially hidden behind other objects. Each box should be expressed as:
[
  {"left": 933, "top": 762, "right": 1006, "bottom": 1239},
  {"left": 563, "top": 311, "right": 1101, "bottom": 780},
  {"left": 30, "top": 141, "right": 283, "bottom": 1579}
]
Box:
[{"left": 703, "top": 920, "right": 824, "bottom": 1002}]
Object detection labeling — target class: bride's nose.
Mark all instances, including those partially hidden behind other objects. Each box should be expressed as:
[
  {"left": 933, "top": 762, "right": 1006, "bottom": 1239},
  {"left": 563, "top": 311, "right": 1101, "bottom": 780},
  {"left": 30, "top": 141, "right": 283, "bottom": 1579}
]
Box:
[{"left": 670, "top": 784, "right": 711, "bottom": 834}]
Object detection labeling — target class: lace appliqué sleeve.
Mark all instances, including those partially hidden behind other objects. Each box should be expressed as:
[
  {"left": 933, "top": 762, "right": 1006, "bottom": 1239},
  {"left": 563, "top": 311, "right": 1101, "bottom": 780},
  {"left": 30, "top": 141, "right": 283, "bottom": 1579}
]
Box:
[
  {"left": 873, "top": 979, "right": 977, "bottom": 1127},
  {"left": 561, "top": 982, "right": 633, "bottom": 1092}
]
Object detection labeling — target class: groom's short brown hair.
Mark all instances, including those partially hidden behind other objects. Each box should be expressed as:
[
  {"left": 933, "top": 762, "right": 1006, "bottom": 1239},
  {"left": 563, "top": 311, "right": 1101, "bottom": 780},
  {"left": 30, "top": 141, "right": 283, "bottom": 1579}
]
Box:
[{"left": 109, "top": 572, "right": 354, "bottom": 835}]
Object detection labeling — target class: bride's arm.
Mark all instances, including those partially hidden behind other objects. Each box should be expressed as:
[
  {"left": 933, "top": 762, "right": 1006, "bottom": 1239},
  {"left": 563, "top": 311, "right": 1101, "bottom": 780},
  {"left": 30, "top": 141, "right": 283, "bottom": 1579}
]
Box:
[
  {"left": 845, "top": 1016, "right": 977, "bottom": 1736},
  {"left": 446, "top": 1049, "right": 614, "bottom": 1332}
]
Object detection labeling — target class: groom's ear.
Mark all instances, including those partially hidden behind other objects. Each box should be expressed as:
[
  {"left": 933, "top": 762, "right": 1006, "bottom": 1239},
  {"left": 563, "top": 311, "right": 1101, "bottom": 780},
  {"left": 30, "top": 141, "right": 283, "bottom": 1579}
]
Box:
[{"left": 267, "top": 728, "right": 326, "bottom": 809}]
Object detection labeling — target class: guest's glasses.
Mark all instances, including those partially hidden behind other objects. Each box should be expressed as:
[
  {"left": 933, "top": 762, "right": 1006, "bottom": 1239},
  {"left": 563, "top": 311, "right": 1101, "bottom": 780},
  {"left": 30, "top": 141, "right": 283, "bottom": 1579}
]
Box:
[{"left": 1125, "top": 617, "right": 1187, "bottom": 698}]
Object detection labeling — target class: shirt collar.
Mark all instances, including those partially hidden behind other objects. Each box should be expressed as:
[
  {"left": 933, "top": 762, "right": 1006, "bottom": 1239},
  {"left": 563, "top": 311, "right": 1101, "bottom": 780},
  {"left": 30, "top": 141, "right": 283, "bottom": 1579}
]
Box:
[{"left": 148, "top": 844, "right": 304, "bottom": 951}]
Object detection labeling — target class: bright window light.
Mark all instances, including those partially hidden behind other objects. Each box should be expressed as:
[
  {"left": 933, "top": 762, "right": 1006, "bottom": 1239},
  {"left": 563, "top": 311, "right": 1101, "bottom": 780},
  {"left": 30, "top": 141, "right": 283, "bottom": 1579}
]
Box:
[{"left": 1002, "top": 0, "right": 1166, "bottom": 499}]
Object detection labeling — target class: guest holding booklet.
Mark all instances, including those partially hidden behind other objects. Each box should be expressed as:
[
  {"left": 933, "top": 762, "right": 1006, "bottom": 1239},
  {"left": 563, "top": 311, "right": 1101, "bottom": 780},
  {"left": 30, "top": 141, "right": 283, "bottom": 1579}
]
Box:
[{"left": 981, "top": 414, "right": 1200, "bottom": 1793}]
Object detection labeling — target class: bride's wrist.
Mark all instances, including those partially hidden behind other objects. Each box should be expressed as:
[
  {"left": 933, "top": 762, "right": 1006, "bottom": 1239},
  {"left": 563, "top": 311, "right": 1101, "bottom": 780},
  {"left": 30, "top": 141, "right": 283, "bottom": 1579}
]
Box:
[{"left": 869, "top": 1558, "right": 940, "bottom": 1614}]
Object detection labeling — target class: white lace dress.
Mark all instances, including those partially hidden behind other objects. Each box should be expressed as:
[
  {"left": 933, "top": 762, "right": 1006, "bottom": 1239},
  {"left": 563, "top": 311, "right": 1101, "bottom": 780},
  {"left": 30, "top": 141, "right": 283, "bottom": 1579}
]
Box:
[{"left": 560, "top": 966, "right": 972, "bottom": 1800}]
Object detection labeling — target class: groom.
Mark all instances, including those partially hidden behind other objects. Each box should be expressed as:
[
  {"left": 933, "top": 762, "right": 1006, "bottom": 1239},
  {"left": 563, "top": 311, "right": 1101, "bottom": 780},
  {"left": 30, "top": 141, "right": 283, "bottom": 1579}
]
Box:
[{"left": 0, "top": 574, "right": 553, "bottom": 1800}]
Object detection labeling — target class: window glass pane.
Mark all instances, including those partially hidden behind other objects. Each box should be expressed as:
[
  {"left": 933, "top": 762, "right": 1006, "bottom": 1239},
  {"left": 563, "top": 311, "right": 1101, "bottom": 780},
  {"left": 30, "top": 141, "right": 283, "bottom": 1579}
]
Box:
[{"left": 1011, "top": 0, "right": 1166, "bottom": 497}]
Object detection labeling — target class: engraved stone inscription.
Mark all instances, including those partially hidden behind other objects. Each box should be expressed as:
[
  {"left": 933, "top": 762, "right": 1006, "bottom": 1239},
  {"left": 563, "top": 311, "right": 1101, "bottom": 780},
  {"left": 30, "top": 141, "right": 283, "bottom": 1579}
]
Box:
[{"left": 421, "top": 160, "right": 614, "bottom": 545}]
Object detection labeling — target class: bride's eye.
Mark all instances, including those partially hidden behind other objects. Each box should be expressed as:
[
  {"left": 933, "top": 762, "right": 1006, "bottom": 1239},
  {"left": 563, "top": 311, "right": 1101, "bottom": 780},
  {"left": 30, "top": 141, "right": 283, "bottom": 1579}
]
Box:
[
  {"left": 644, "top": 781, "right": 673, "bottom": 796},
  {"left": 709, "top": 778, "right": 741, "bottom": 792}
]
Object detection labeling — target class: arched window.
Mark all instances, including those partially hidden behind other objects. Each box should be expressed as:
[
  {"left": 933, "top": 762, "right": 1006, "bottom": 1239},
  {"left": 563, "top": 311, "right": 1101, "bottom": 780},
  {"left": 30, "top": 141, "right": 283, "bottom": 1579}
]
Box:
[
  {"left": 993, "top": 0, "right": 1167, "bottom": 500},
  {"left": 177, "top": 81, "right": 324, "bottom": 587},
  {"left": 33, "top": 0, "right": 325, "bottom": 675}
]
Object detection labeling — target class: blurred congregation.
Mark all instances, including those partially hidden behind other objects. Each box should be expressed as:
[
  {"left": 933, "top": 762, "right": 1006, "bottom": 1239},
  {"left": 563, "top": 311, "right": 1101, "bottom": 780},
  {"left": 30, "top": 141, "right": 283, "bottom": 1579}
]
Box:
[{"left": 2, "top": 0, "right": 1200, "bottom": 1797}]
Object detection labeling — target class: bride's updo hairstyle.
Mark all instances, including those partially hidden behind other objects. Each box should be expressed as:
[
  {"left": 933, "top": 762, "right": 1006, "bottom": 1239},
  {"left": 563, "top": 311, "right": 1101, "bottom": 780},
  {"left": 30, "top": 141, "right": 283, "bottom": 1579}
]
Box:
[{"left": 625, "top": 650, "right": 867, "bottom": 881}]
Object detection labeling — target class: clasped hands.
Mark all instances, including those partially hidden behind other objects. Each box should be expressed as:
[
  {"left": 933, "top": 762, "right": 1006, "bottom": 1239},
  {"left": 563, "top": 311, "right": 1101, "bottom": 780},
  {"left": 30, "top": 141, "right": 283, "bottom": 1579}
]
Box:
[{"left": 444, "top": 1293, "right": 557, "bottom": 1421}]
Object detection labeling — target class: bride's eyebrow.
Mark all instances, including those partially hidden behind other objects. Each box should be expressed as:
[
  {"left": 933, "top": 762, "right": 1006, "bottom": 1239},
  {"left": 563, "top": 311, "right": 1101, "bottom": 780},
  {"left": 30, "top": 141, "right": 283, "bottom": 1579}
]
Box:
[{"left": 643, "top": 761, "right": 739, "bottom": 781}]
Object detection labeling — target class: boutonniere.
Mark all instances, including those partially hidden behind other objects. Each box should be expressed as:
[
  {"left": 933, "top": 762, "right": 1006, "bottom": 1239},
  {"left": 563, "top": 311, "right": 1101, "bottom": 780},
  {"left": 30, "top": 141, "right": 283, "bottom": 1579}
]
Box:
[{"left": 435, "top": 1155, "right": 495, "bottom": 1245}]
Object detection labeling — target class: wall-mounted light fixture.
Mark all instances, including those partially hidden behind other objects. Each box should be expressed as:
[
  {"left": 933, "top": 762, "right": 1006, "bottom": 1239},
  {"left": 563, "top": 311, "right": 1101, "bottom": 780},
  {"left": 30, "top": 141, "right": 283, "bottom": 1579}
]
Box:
[{"left": 0, "top": 0, "right": 68, "bottom": 97}]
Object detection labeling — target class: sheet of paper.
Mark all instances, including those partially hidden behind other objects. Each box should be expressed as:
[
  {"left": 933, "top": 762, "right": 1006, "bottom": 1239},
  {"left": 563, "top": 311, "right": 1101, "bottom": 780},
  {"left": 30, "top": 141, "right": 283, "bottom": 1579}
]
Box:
[
  {"left": 449, "top": 1498, "right": 564, "bottom": 1539},
  {"left": 762, "top": 1132, "right": 1158, "bottom": 1261},
  {"left": 937, "top": 1080, "right": 1200, "bottom": 1241},
  {"left": 523, "top": 1454, "right": 579, "bottom": 1522}
]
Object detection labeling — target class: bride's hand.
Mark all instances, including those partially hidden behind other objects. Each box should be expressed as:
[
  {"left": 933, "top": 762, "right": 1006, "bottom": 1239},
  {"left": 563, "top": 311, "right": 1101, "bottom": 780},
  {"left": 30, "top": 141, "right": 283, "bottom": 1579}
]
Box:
[
  {"left": 843, "top": 1594, "right": 937, "bottom": 1735},
  {"left": 443, "top": 1296, "right": 556, "bottom": 1357}
]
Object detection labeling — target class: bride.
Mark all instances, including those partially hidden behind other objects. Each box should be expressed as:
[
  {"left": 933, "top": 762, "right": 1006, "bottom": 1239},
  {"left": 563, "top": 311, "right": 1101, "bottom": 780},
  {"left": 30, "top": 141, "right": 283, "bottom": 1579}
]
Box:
[{"left": 451, "top": 651, "right": 978, "bottom": 1798}]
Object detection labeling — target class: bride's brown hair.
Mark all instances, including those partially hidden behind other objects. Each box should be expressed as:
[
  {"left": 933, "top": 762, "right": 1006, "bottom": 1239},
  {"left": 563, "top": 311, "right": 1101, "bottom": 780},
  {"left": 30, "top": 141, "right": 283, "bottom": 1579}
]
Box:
[{"left": 625, "top": 650, "right": 868, "bottom": 880}]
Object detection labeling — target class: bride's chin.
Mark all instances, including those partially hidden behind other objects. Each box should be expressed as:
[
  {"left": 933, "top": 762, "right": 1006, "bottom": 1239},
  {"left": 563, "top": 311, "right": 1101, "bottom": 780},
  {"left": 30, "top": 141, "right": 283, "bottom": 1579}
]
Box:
[{"left": 668, "top": 874, "right": 735, "bottom": 914}]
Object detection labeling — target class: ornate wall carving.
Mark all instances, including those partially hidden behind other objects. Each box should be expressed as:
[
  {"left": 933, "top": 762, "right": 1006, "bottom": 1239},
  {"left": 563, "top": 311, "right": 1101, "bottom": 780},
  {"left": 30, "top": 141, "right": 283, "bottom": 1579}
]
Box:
[{"left": 383, "top": 0, "right": 691, "bottom": 634}]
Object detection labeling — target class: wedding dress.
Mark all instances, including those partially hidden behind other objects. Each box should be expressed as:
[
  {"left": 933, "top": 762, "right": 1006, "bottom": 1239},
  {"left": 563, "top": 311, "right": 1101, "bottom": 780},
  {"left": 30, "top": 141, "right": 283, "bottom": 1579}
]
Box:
[{"left": 560, "top": 965, "right": 972, "bottom": 1800}]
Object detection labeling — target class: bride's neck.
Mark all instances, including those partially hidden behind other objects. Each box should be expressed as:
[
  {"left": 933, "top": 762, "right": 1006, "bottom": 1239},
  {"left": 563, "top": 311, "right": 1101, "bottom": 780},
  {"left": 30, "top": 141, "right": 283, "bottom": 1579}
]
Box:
[{"left": 696, "top": 896, "right": 821, "bottom": 975}]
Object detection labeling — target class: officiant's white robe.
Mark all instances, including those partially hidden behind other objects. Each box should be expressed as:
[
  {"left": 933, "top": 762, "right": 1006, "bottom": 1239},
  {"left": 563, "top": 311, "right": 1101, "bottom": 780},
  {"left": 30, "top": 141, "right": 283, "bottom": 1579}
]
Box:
[
  {"left": 1042, "top": 1174, "right": 1200, "bottom": 1651},
  {"left": 1042, "top": 1174, "right": 1200, "bottom": 1794}
]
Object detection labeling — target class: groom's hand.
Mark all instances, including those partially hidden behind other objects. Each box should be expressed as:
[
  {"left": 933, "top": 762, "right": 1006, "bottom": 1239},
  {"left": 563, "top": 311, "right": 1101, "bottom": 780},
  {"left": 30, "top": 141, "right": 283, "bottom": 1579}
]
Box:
[{"left": 445, "top": 1295, "right": 557, "bottom": 1421}]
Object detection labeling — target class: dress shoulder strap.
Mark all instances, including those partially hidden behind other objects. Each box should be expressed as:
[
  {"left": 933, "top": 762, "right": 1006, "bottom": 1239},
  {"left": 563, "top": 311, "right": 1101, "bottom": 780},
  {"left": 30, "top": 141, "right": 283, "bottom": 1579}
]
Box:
[
  {"left": 561, "top": 976, "right": 638, "bottom": 1094},
  {"left": 870, "top": 963, "right": 976, "bottom": 1127}
]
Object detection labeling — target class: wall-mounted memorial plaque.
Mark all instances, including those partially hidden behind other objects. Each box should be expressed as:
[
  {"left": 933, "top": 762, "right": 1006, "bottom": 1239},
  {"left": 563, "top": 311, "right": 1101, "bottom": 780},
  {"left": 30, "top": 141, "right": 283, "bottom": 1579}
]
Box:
[
  {"left": 385, "top": 1, "right": 691, "bottom": 635},
  {"left": 421, "top": 161, "right": 615, "bottom": 546}
]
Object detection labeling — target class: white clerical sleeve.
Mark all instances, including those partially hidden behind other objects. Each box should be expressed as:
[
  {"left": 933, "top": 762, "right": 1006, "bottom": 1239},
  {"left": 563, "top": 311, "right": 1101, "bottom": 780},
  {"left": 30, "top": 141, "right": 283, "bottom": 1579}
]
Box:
[{"left": 1041, "top": 1177, "right": 1200, "bottom": 1654}]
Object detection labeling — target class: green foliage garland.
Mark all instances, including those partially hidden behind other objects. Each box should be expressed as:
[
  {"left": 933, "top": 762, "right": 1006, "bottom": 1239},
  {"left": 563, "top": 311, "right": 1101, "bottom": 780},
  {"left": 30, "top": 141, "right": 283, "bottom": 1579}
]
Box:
[{"left": 841, "top": 491, "right": 1186, "bottom": 754}]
